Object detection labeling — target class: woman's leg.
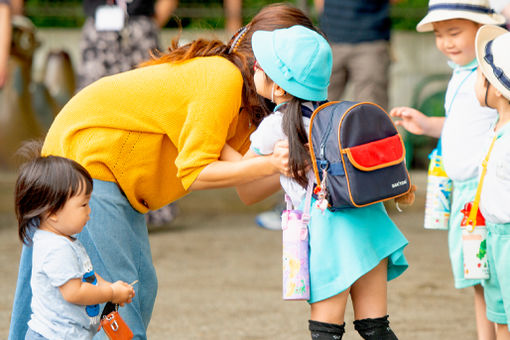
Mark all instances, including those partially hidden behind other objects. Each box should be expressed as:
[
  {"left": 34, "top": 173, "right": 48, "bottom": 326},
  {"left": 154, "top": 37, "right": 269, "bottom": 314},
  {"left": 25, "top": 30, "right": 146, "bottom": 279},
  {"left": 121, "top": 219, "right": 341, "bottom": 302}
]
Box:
[
  {"left": 79, "top": 180, "right": 158, "bottom": 340},
  {"left": 8, "top": 244, "right": 33, "bottom": 340},
  {"left": 474, "top": 284, "right": 496, "bottom": 340},
  {"left": 309, "top": 288, "right": 350, "bottom": 339},
  {"left": 351, "top": 259, "right": 398, "bottom": 340}
]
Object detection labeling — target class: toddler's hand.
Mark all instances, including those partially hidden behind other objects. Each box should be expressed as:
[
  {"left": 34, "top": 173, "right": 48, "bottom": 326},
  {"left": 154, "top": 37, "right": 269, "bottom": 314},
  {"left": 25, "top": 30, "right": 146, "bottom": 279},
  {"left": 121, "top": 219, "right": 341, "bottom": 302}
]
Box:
[
  {"left": 110, "top": 281, "right": 135, "bottom": 306},
  {"left": 390, "top": 107, "right": 428, "bottom": 135}
]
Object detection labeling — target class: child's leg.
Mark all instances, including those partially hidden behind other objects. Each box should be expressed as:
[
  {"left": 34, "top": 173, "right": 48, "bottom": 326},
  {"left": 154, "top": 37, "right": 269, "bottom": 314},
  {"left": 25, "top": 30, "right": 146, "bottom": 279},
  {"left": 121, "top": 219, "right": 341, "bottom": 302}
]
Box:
[
  {"left": 351, "top": 258, "right": 398, "bottom": 340},
  {"left": 496, "top": 323, "right": 510, "bottom": 340},
  {"left": 309, "top": 288, "right": 350, "bottom": 339},
  {"left": 350, "top": 258, "right": 388, "bottom": 319},
  {"left": 474, "top": 284, "right": 496, "bottom": 340}
]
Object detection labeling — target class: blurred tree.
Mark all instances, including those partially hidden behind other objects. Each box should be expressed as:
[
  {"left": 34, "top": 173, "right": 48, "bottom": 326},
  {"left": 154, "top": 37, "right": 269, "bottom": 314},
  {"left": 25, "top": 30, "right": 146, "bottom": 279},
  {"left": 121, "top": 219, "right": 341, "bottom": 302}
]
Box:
[{"left": 23, "top": 0, "right": 429, "bottom": 29}]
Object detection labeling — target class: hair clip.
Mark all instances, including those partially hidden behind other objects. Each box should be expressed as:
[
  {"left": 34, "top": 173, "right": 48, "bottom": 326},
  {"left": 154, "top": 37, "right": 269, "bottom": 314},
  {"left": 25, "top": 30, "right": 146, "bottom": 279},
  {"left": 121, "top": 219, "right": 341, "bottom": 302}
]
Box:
[{"left": 228, "top": 25, "right": 250, "bottom": 54}]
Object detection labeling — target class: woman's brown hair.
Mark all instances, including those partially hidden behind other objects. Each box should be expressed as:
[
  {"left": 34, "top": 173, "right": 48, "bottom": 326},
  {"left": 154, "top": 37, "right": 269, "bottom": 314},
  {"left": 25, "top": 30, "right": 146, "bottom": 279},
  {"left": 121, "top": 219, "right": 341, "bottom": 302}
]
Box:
[{"left": 139, "top": 3, "right": 321, "bottom": 127}]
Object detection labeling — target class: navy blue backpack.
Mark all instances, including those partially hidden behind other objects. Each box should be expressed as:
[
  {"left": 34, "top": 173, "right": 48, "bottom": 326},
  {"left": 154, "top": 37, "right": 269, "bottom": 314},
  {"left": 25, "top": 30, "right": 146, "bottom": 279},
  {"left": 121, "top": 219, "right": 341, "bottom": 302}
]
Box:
[{"left": 308, "top": 101, "right": 411, "bottom": 210}]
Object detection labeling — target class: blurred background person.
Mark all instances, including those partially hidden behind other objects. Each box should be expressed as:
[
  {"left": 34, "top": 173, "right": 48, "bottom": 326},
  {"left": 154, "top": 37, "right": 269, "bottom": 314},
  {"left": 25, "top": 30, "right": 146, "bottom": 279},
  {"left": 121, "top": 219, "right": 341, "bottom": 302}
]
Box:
[
  {"left": 314, "top": 0, "right": 401, "bottom": 109},
  {"left": 78, "top": 0, "right": 178, "bottom": 89},
  {"left": 0, "top": 0, "right": 22, "bottom": 88},
  {"left": 79, "top": 0, "right": 179, "bottom": 228}
]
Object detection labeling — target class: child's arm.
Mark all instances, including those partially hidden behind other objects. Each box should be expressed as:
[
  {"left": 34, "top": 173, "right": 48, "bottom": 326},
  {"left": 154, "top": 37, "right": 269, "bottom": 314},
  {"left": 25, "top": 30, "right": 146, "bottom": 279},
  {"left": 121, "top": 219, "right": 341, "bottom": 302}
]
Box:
[
  {"left": 59, "top": 277, "right": 135, "bottom": 306},
  {"left": 390, "top": 107, "right": 444, "bottom": 138}
]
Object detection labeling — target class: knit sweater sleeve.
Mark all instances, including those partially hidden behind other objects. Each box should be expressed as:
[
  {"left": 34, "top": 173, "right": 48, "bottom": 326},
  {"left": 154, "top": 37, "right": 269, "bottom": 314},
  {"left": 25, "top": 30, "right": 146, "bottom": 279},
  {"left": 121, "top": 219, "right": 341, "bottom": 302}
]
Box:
[{"left": 174, "top": 58, "right": 244, "bottom": 190}]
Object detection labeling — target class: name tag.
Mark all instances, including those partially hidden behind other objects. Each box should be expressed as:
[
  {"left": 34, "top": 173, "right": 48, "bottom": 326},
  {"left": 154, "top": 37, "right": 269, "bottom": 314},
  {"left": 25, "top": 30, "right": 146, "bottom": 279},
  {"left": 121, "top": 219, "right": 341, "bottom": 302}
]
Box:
[{"left": 95, "top": 5, "right": 125, "bottom": 31}]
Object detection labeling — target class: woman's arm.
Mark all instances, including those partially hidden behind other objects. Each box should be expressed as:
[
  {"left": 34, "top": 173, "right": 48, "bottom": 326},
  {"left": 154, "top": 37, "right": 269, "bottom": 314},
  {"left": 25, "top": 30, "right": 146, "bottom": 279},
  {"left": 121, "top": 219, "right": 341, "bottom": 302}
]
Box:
[
  {"left": 188, "top": 141, "right": 289, "bottom": 191},
  {"left": 235, "top": 149, "right": 282, "bottom": 205}
]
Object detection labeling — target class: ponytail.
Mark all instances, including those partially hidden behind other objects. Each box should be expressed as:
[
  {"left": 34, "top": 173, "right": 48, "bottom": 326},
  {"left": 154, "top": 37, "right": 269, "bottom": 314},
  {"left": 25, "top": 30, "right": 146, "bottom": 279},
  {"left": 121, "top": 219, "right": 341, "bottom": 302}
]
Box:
[{"left": 282, "top": 98, "right": 310, "bottom": 188}]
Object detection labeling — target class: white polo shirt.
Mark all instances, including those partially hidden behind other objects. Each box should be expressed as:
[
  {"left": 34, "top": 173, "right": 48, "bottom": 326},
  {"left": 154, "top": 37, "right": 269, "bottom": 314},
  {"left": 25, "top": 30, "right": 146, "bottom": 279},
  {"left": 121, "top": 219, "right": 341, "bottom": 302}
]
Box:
[
  {"left": 441, "top": 60, "right": 498, "bottom": 182},
  {"left": 479, "top": 122, "right": 510, "bottom": 224},
  {"left": 250, "top": 103, "right": 313, "bottom": 208}
]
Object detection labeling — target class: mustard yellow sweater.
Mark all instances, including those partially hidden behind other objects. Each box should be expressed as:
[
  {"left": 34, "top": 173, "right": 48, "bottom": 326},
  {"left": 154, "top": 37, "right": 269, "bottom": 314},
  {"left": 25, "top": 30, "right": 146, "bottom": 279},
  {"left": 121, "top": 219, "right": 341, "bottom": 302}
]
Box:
[{"left": 42, "top": 56, "right": 254, "bottom": 213}]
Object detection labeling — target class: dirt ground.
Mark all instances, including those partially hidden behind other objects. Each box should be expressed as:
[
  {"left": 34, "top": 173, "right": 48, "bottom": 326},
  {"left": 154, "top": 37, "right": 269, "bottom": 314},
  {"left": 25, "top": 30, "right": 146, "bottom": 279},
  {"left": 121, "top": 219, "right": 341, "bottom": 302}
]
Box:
[{"left": 0, "top": 170, "right": 479, "bottom": 339}]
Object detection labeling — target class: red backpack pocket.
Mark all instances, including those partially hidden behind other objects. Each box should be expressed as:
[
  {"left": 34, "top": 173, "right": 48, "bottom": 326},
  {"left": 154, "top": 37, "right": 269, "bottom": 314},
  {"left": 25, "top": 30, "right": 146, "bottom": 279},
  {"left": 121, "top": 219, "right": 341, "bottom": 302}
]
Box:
[{"left": 343, "top": 134, "right": 405, "bottom": 171}]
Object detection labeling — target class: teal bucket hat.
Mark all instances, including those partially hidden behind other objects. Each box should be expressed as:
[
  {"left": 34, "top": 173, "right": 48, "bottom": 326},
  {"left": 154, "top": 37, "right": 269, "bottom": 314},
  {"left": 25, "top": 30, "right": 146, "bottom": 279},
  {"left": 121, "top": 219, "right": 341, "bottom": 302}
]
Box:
[{"left": 252, "top": 25, "right": 332, "bottom": 101}]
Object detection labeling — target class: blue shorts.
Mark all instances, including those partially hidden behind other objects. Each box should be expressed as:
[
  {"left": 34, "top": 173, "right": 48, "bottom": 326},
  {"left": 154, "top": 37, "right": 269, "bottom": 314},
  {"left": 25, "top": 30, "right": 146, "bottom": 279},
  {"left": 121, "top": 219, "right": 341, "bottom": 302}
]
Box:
[
  {"left": 449, "top": 178, "right": 482, "bottom": 289},
  {"left": 484, "top": 222, "right": 510, "bottom": 329}
]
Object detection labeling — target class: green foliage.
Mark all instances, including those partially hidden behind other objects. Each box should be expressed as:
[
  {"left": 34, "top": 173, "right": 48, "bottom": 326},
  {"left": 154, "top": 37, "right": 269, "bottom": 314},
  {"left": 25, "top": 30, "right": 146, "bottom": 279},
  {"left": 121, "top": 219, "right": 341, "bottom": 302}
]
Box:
[
  {"left": 24, "top": 0, "right": 429, "bottom": 29},
  {"left": 391, "top": 0, "right": 429, "bottom": 30}
]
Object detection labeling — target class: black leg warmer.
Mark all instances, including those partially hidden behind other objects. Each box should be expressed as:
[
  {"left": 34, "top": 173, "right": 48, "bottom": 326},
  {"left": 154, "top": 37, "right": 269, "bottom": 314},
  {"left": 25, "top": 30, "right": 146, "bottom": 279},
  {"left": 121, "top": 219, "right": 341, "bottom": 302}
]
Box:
[
  {"left": 308, "top": 320, "right": 345, "bottom": 340},
  {"left": 353, "top": 315, "right": 398, "bottom": 340}
]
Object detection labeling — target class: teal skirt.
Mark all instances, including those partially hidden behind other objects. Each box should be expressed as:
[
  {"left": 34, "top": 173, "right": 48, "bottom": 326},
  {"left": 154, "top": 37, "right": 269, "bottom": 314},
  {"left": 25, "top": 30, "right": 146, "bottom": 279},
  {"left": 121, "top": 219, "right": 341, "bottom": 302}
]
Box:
[{"left": 308, "top": 200, "right": 408, "bottom": 303}]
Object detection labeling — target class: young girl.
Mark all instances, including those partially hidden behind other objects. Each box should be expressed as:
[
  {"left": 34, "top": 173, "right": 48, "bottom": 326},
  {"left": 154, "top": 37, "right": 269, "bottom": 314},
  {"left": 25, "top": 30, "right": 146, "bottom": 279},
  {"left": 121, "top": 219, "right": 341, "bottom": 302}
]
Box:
[
  {"left": 15, "top": 144, "right": 135, "bottom": 340},
  {"left": 236, "top": 25, "right": 409, "bottom": 340},
  {"left": 390, "top": 2, "right": 505, "bottom": 338},
  {"left": 474, "top": 24, "right": 510, "bottom": 340}
]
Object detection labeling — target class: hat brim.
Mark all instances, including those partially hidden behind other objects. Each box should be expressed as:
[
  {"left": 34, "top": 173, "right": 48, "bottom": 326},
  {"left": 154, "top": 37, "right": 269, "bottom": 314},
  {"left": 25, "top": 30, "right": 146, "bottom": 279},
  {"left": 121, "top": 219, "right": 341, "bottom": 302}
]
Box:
[
  {"left": 252, "top": 30, "right": 328, "bottom": 101},
  {"left": 416, "top": 10, "right": 506, "bottom": 32},
  {"left": 475, "top": 24, "right": 510, "bottom": 100}
]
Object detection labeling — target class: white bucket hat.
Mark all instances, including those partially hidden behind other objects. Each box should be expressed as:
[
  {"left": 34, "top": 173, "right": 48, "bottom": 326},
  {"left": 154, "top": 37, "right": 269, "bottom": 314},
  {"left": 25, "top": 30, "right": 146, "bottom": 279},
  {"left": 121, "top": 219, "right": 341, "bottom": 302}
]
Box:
[
  {"left": 416, "top": 0, "right": 506, "bottom": 32},
  {"left": 476, "top": 25, "right": 510, "bottom": 100}
]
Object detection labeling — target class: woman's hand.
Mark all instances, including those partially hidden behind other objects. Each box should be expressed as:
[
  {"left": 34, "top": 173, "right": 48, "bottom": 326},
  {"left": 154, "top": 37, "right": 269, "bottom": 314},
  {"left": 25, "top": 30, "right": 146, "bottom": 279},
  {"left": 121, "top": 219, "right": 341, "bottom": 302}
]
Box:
[{"left": 270, "top": 140, "right": 290, "bottom": 176}]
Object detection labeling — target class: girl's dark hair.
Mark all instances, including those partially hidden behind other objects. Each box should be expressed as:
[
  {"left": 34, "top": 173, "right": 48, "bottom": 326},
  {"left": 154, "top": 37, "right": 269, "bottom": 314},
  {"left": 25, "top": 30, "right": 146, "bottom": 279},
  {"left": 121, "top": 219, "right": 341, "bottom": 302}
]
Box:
[
  {"left": 281, "top": 98, "right": 310, "bottom": 187},
  {"left": 15, "top": 142, "right": 93, "bottom": 245}
]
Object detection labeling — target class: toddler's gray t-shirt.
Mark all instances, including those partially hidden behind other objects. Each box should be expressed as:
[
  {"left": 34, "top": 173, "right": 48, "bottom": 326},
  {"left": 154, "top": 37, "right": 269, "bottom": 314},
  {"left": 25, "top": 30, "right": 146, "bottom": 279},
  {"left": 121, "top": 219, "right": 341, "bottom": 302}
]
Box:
[{"left": 28, "top": 229, "right": 100, "bottom": 339}]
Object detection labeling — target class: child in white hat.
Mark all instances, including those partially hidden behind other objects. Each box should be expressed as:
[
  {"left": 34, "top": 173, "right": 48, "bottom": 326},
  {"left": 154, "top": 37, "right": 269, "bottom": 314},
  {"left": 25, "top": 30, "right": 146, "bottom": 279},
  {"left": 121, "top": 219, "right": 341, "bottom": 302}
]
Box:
[
  {"left": 236, "top": 24, "right": 409, "bottom": 340},
  {"left": 474, "top": 24, "right": 510, "bottom": 339},
  {"left": 390, "top": 1, "right": 505, "bottom": 339}
]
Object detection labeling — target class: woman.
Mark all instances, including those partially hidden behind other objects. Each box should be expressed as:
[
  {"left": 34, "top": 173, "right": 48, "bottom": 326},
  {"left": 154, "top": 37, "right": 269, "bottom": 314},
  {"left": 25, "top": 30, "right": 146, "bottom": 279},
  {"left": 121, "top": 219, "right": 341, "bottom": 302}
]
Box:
[{"left": 9, "top": 4, "right": 320, "bottom": 340}]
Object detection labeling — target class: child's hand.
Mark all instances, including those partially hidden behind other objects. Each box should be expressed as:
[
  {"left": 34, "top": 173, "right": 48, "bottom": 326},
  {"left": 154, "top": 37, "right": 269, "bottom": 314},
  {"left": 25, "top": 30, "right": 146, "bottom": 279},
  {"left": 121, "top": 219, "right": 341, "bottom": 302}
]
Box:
[
  {"left": 394, "top": 184, "right": 417, "bottom": 210},
  {"left": 390, "top": 107, "right": 429, "bottom": 135},
  {"left": 110, "top": 281, "right": 135, "bottom": 306}
]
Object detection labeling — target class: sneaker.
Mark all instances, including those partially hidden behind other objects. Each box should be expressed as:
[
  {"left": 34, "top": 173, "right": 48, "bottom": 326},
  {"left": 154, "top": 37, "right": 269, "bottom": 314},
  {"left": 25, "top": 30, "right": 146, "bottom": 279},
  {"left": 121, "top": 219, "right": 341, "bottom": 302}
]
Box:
[
  {"left": 146, "top": 202, "right": 179, "bottom": 229},
  {"left": 255, "top": 209, "right": 283, "bottom": 231}
]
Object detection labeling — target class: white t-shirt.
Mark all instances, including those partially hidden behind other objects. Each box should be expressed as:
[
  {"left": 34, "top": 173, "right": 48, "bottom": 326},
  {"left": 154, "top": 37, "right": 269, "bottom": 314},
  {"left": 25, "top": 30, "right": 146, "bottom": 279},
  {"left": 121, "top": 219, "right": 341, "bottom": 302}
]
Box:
[
  {"left": 479, "top": 122, "right": 510, "bottom": 224},
  {"left": 441, "top": 61, "right": 498, "bottom": 182},
  {"left": 28, "top": 229, "right": 100, "bottom": 340},
  {"left": 250, "top": 103, "right": 314, "bottom": 208}
]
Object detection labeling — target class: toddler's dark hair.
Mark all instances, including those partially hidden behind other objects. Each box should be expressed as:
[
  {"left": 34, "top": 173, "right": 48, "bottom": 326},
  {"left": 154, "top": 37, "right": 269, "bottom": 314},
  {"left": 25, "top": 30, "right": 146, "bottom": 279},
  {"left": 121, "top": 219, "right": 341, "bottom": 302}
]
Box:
[{"left": 15, "top": 142, "right": 93, "bottom": 244}]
